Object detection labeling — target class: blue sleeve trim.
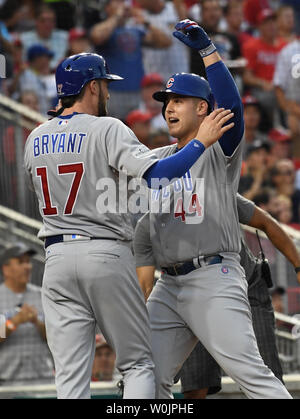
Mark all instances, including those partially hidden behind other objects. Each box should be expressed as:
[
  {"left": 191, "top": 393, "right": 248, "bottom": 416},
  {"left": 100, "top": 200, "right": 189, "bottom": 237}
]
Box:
[
  {"left": 143, "top": 140, "right": 205, "bottom": 189},
  {"left": 206, "top": 61, "right": 244, "bottom": 156}
]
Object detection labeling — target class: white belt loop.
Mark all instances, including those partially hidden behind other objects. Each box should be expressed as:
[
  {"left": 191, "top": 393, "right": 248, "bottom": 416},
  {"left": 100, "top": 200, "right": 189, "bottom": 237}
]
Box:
[
  {"left": 193, "top": 255, "right": 205, "bottom": 268},
  {"left": 192, "top": 257, "right": 200, "bottom": 268}
]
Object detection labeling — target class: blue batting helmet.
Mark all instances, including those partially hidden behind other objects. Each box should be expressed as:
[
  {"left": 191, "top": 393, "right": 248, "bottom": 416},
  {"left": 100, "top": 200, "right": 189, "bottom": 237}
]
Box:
[
  {"left": 153, "top": 73, "right": 215, "bottom": 114},
  {"left": 55, "top": 53, "right": 123, "bottom": 98}
]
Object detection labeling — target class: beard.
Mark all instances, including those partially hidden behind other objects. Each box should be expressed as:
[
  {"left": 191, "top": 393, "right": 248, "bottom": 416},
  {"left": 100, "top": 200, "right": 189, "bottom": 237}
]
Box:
[{"left": 97, "top": 84, "right": 108, "bottom": 117}]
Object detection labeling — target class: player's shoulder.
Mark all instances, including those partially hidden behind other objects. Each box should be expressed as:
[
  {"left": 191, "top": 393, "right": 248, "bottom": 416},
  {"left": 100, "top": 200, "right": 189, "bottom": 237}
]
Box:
[
  {"left": 152, "top": 143, "right": 177, "bottom": 158},
  {"left": 26, "top": 119, "right": 53, "bottom": 141},
  {"left": 88, "top": 115, "right": 128, "bottom": 130}
]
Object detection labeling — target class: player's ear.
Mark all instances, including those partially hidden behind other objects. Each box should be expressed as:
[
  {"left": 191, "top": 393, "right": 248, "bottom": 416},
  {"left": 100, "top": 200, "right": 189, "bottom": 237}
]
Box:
[
  {"left": 196, "top": 99, "right": 208, "bottom": 117},
  {"left": 88, "top": 80, "right": 99, "bottom": 96}
]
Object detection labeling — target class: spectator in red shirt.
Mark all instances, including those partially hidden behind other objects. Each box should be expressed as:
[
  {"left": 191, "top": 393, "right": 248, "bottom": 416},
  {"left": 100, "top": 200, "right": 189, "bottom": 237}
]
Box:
[{"left": 243, "top": 9, "right": 286, "bottom": 126}]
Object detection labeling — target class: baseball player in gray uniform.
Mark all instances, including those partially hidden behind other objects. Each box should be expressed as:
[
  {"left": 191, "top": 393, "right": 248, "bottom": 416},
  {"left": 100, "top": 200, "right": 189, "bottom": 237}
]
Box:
[
  {"left": 23, "top": 52, "right": 233, "bottom": 399},
  {"left": 134, "top": 20, "right": 291, "bottom": 398},
  {"left": 134, "top": 194, "right": 300, "bottom": 398}
]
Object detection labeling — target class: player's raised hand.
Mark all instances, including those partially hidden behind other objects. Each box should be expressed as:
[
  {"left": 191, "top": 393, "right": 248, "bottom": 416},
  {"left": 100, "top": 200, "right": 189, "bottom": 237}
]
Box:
[
  {"left": 173, "top": 20, "right": 216, "bottom": 57},
  {"left": 196, "top": 108, "right": 235, "bottom": 148}
]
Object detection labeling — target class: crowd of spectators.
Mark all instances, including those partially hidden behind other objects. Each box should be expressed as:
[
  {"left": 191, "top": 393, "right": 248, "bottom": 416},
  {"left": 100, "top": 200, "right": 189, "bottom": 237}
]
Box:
[
  {"left": 1, "top": 0, "right": 300, "bottom": 229},
  {"left": 1, "top": 0, "right": 300, "bottom": 390}
]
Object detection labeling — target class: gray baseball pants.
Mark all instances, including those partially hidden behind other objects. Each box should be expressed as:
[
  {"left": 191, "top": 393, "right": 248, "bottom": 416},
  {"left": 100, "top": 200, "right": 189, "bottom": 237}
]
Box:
[
  {"left": 42, "top": 239, "right": 155, "bottom": 399},
  {"left": 147, "top": 254, "right": 292, "bottom": 399}
]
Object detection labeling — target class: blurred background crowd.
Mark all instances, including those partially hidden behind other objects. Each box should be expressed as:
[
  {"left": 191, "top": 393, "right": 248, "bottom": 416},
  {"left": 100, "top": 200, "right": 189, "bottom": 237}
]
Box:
[
  {"left": 1, "top": 0, "right": 300, "bottom": 227},
  {"left": 0, "top": 0, "right": 300, "bottom": 391}
]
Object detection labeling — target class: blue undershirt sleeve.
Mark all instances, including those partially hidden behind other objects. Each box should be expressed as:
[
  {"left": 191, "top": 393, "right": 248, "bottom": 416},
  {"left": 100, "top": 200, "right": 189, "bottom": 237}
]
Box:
[
  {"left": 206, "top": 61, "right": 244, "bottom": 157},
  {"left": 143, "top": 139, "right": 205, "bottom": 189}
]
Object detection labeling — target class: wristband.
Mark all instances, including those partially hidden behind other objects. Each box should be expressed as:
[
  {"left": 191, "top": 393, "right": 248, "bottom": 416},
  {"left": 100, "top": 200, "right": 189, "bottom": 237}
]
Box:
[
  {"left": 6, "top": 319, "right": 16, "bottom": 332},
  {"left": 295, "top": 267, "right": 300, "bottom": 274},
  {"left": 199, "top": 43, "right": 217, "bottom": 58}
]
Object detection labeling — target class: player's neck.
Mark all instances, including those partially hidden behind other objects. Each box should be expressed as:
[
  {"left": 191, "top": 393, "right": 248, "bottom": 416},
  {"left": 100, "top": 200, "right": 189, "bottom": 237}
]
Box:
[
  {"left": 60, "top": 101, "right": 97, "bottom": 117},
  {"left": 177, "top": 133, "right": 199, "bottom": 150}
]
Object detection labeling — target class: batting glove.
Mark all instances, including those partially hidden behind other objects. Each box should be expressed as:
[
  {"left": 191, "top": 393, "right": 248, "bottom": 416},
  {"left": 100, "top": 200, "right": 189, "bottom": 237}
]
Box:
[{"left": 173, "top": 19, "right": 217, "bottom": 58}]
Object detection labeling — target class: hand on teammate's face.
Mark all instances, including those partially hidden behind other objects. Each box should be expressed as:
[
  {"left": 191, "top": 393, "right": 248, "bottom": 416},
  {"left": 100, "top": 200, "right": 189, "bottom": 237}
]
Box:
[{"left": 196, "top": 108, "right": 234, "bottom": 148}]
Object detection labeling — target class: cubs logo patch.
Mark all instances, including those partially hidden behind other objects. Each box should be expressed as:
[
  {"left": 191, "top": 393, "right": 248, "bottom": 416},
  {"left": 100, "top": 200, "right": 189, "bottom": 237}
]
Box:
[
  {"left": 166, "top": 77, "right": 175, "bottom": 89},
  {"left": 221, "top": 266, "right": 229, "bottom": 274}
]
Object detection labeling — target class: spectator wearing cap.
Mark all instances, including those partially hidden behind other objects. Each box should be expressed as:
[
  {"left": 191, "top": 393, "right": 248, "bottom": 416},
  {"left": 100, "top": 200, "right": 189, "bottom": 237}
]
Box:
[
  {"left": 268, "top": 127, "right": 292, "bottom": 161},
  {"left": 90, "top": 0, "right": 171, "bottom": 120},
  {"left": 243, "top": 0, "right": 271, "bottom": 27},
  {"left": 0, "top": 243, "right": 54, "bottom": 386},
  {"left": 67, "top": 27, "right": 93, "bottom": 56},
  {"left": 126, "top": 109, "right": 153, "bottom": 147},
  {"left": 242, "top": 95, "right": 269, "bottom": 157},
  {"left": 238, "top": 139, "right": 272, "bottom": 201},
  {"left": 242, "top": 9, "right": 286, "bottom": 126},
  {"left": 139, "top": 73, "right": 168, "bottom": 131},
  {"left": 273, "top": 38, "right": 300, "bottom": 157},
  {"left": 270, "top": 159, "right": 300, "bottom": 223},
  {"left": 20, "top": 4, "right": 68, "bottom": 71},
  {"left": 91, "top": 334, "right": 121, "bottom": 382},
  {"left": 19, "top": 44, "right": 56, "bottom": 116}
]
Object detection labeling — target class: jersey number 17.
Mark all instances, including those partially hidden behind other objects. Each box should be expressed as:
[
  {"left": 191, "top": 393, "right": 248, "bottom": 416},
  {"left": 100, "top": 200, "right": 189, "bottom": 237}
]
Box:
[{"left": 36, "top": 163, "right": 85, "bottom": 216}]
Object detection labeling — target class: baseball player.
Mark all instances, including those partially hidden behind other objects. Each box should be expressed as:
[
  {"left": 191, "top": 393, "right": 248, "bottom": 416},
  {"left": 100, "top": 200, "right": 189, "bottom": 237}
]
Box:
[
  {"left": 134, "top": 194, "right": 300, "bottom": 398},
  {"left": 135, "top": 19, "right": 291, "bottom": 398},
  {"left": 23, "top": 52, "right": 233, "bottom": 399}
]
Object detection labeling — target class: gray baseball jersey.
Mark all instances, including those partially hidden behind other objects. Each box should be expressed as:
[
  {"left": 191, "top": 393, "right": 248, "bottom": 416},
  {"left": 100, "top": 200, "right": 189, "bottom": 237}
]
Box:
[
  {"left": 24, "top": 114, "right": 158, "bottom": 240},
  {"left": 24, "top": 113, "right": 160, "bottom": 399},
  {"left": 134, "top": 194, "right": 257, "bottom": 279},
  {"left": 147, "top": 141, "right": 243, "bottom": 267},
  {"left": 134, "top": 181, "right": 291, "bottom": 398}
]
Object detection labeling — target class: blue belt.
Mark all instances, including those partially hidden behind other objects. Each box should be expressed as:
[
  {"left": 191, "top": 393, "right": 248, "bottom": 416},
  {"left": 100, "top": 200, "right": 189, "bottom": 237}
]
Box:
[
  {"left": 45, "top": 235, "right": 117, "bottom": 249},
  {"left": 162, "top": 255, "right": 223, "bottom": 276}
]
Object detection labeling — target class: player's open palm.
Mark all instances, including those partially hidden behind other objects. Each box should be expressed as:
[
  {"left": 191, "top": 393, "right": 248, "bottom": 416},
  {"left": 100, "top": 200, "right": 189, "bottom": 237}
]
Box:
[{"left": 197, "top": 108, "right": 234, "bottom": 148}]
